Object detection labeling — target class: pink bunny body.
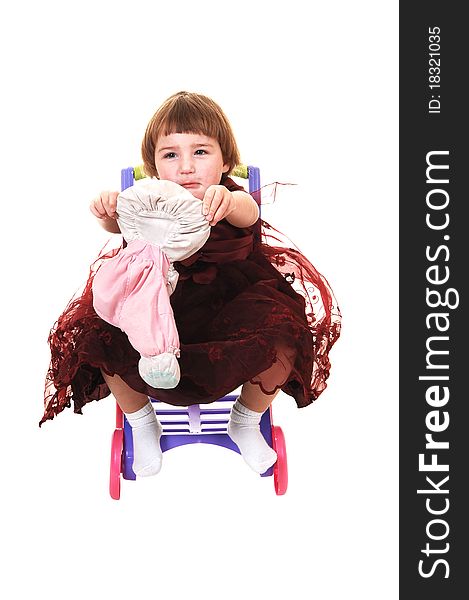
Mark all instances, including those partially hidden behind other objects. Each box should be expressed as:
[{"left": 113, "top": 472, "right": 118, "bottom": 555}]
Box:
[{"left": 92, "top": 179, "right": 210, "bottom": 388}]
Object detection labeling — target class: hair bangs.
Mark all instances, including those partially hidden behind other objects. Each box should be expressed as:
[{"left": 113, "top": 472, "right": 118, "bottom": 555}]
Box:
[{"left": 159, "top": 101, "right": 222, "bottom": 141}]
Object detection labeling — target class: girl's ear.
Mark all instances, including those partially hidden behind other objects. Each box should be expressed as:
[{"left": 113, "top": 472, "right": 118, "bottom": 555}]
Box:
[{"left": 222, "top": 163, "right": 230, "bottom": 173}]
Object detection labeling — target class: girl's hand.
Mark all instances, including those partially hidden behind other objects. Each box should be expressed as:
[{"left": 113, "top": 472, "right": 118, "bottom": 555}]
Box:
[
  {"left": 202, "top": 185, "right": 237, "bottom": 226},
  {"left": 90, "top": 191, "right": 119, "bottom": 220}
]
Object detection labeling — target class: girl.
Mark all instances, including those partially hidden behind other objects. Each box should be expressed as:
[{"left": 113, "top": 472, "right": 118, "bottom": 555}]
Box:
[{"left": 41, "top": 91, "right": 341, "bottom": 477}]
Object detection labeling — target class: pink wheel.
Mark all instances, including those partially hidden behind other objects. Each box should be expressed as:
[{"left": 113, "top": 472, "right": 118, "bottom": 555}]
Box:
[
  {"left": 110, "top": 429, "right": 123, "bottom": 500},
  {"left": 271, "top": 425, "right": 288, "bottom": 495}
]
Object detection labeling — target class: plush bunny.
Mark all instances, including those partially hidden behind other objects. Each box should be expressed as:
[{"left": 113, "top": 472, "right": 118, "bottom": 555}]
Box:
[{"left": 92, "top": 179, "right": 211, "bottom": 388}]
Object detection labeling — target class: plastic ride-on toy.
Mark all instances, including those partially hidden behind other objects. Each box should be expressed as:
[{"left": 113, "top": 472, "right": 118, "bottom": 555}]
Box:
[{"left": 109, "top": 165, "right": 288, "bottom": 499}]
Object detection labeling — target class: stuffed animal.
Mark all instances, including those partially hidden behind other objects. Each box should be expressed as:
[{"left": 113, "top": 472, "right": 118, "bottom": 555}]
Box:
[{"left": 92, "top": 179, "right": 211, "bottom": 388}]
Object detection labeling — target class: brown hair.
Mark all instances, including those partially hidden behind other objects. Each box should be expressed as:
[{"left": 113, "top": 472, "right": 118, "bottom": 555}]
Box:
[{"left": 141, "top": 91, "right": 241, "bottom": 178}]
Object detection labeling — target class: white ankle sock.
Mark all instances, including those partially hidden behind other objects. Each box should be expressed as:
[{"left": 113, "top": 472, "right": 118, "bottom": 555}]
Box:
[
  {"left": 227, "top": 398, "right": 277, "bottom": 474},
  {"left": 125, "top": 400, "right": 163, "bottom": 477}
]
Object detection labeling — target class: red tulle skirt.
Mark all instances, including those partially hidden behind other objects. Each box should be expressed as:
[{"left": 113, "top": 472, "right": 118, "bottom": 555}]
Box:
[{"left": 40, "top": 215, "right": 341, "bottom": 426}]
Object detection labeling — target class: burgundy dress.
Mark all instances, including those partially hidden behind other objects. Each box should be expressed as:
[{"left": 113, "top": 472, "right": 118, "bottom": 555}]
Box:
[{"left": 40, "top": 177, "right": 341, "bottom": 425}]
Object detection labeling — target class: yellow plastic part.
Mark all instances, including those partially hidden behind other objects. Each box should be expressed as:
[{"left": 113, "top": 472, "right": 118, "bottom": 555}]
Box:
[
  {"left": 133, "top": 164, "right": 147, "bottom": 180},
  {"left": 231, "top": 164, "right": 248, "bottom": 179}
]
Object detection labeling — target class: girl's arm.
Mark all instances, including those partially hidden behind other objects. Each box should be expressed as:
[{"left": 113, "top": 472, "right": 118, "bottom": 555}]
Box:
[
  {"left": 97, "top": 216, "right": 121, "bottom": 233},
  {"left": 225, "top": 190, "right": 259, "bottom": 228},
  {"left": 203, "top": 186, "right": 259, "bottom": 227}
]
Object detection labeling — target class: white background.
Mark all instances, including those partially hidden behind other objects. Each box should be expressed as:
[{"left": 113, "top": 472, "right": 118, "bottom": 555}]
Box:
[{"left": 1, "top": 1, "right": 398, "bottom": 598}]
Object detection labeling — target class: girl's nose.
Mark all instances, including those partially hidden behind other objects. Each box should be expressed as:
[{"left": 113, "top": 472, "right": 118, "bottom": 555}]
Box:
[{"left": 179, "top": 155, "right": 195, "bottom": 173}]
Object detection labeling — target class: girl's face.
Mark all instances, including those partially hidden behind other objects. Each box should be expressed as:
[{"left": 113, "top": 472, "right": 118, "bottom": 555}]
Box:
[{"left": 154, "top": 132, "right": 229, "bottom": 200}]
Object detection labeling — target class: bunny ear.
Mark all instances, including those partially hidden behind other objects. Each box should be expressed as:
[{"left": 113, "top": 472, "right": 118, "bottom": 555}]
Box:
[
  {"left": 116, "top": 179, "right": 210, "bottom": 263},
  {"left": 92, "top": 240, "right": 180, "bottom": 362}
]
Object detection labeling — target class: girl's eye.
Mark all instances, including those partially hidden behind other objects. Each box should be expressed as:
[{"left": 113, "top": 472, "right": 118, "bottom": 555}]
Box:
[
  {"left": 195, "top": 149, "right": 207, "bottom": 155},
  {"left": 163, "top": 152, "right": 176, "bottom": 159}
]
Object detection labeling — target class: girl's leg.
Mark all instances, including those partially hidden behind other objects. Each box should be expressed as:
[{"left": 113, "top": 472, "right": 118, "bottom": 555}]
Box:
[
  {"left": 228, "top": 344, "right": 294, "bottom": 474},
  {"left": 227, "top": 385, "right": 281, "bottom": 475},
  {"left": 102, "top": 371, "right": 163, "bottom": 477},
  {"left": 101, "top": 370, "right": 149, "bottom": 413},
  {"left": 238, "top": 381, "right": 280, "bottom": 413}
]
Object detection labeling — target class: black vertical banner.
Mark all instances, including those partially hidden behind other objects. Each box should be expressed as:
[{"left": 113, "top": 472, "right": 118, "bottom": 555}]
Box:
[{"left": 400, "top": 3, "right": 467, "bottom": 597}]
